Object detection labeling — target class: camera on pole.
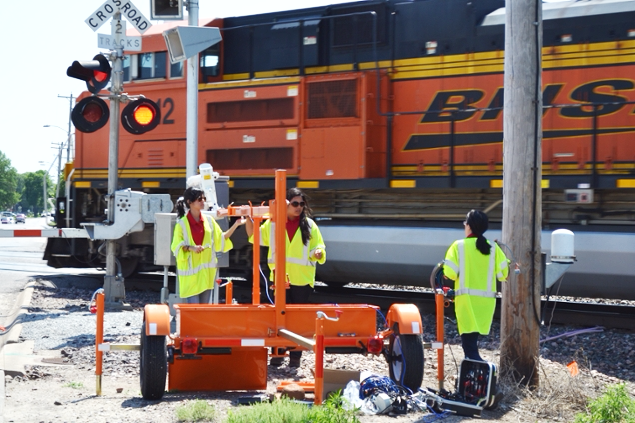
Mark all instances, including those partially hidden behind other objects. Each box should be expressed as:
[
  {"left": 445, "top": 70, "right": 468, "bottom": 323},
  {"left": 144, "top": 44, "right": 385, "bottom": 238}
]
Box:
[{"left": 151, "top": 0, "right": 183, "bottom": 20}]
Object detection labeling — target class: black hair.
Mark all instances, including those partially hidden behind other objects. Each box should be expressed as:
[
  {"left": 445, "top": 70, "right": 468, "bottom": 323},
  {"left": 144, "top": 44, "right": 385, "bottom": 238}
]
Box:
[
  {"left": 466, "top": 209, "right": 491, "bottom": 255},
  {"left": 175, "top": 187, "right": 205, "bottom": 218},
  {"left": 287, "top": 187, "right": 313, "bottom": 245}
]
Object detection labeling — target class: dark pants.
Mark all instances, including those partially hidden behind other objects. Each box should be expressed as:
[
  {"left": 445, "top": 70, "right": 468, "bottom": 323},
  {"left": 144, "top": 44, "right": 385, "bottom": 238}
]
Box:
[
  {"left": 461, "top": 332, "right": 484, "bottom": 361},
  {"left": 275, "top": 284, "right": 314, "bottom": 359}
]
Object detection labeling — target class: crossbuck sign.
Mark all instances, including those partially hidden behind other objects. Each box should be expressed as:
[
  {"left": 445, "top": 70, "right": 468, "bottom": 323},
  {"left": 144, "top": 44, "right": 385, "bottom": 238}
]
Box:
[{"left": 85, "top": 0, "right": 149, "bottom": 51}]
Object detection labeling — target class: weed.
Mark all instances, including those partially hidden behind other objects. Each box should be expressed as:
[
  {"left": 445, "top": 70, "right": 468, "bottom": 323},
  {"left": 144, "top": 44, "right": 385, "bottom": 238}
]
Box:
[
  {"left": 63, "top": 382, "right": 83, "bottom": 389},
  {"left": 175, "top": 399, "right": 216, "bottom": 422},
  {"left": 225, "top": 394, "right": 360, "bottom": 423},
  {"left": 574, "top": 383, "right": 635, "bottom": 423}
]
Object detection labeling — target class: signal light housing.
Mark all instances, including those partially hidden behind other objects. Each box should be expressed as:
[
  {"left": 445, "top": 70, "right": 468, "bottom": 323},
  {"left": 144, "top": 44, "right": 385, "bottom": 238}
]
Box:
[
  {"left": 121, "top": 98, "right": 161, "bottom": 135},
  {"left": 71, "top": 96, "right": 110, "bottom": 133},
  {"left": 67, "top": 54, "right": 112, "bottom": 94}
]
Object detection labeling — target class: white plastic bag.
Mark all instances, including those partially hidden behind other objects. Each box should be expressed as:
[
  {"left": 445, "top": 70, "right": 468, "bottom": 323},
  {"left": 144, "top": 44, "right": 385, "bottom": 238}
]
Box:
[{"left": 342, "top": 380, "right": 364, "bottom": 411}]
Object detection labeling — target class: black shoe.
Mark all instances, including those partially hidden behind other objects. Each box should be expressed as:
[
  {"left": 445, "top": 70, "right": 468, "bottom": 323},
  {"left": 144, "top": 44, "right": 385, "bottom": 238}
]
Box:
[
  {"left": 269, "top": 357, "right": 284, "bottom": 366},
  {"left": 486, "top": 390, "right": 504, "bottom": 410},
  {"left": 289, "top": 356, "right": 301, "bottom": 368}
]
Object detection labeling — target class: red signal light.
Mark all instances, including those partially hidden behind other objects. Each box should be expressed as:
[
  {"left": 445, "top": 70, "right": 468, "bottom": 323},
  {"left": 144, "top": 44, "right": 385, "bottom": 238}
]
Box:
[
  {"left": 67, "top": 54, "right": 112, "bottom": 94},
  {"left": 367, "top": 336, "right": 384, "bottom": 355},
  {"left": 71, "top": 96, "right": 110, "bottom": 133},
  {"left": 121, "top": 98, "right": 161, "bottom": 135},
  {"left": 181, "top": 338, "right": 198, "bottom": 354}
]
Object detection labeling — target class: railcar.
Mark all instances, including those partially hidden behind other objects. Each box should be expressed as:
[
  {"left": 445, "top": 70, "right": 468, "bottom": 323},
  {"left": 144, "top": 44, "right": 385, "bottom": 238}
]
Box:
[{"left": 45, "top": 0, "right": 635, "bottom": 299}]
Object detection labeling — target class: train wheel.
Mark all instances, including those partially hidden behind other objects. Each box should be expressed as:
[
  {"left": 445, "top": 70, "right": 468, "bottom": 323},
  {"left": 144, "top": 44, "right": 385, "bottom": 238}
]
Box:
[
  {"left": 388, "top": 325, "right": 424, "bottom": 391},
  {"left": 140, "top": 322, "right": 167, "bottom": 400}
]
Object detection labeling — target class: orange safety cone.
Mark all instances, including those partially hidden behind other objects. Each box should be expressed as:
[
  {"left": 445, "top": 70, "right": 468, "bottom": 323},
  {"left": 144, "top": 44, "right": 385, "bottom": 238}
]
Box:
[{"left": 566, "top": 360, "right": 579, "bottom": 377}]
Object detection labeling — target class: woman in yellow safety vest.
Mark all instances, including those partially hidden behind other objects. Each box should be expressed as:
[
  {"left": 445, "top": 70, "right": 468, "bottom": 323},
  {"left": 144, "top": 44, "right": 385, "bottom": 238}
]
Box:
[
  {"left": 171, "top": 186, "right": 245, "bottom": 304},
  {"left": 245, "top": 187, "right": 326, "bottom": 367},
  {"left": 443, "top": 210, "right": 509, "bottom": 361}
]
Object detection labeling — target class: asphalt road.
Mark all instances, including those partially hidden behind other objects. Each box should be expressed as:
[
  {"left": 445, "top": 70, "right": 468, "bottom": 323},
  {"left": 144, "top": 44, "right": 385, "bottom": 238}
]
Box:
[{"left": 0, "top": 217, "right": 103, "bottom": 332}]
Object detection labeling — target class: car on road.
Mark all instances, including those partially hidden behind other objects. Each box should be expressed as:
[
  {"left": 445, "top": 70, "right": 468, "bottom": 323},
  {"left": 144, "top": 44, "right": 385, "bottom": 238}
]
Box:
[
  {"left": 15, "top": 213, "right": 26, "bottom": 223},
  {"left": 1, "top": 216, "right": 15, "bottom": 224}
]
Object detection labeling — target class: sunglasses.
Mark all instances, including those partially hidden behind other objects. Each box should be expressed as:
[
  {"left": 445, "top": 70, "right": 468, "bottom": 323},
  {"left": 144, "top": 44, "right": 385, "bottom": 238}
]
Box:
[
  {"left": 195, "top": 196, "right": 207, "bottom": 202},
  {"left": 290, "top": 201, "right": 305, "bottom": 208}
]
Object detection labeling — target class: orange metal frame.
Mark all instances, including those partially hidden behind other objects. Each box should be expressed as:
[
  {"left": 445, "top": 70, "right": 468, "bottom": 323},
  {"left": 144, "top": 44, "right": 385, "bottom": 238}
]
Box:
[{"left": 141, "top": 169, "right": 423, "bottom": 402}]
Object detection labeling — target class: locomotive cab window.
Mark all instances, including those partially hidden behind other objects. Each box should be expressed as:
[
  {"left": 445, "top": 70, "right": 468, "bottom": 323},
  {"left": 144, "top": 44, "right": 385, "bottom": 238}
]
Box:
[
  {"left": 135, "top": 51, "right": 167, "bottom": 80},
  {"left": 171, "top": 60, "right": 183, "bottom": 79},
  {"left": 122, "top": 55, "right": 131, "bottom": 82},
  {"left": 200, "top": 45, "right": 220, "bottom": 82}
]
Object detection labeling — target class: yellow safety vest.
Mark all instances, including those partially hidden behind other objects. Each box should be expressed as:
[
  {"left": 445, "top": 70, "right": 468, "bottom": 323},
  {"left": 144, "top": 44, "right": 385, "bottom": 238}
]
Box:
[
  {"left": 171, "top": 214, "right": 232, "bottom": 298},
  {"left": 249, "top": 218, "right": 326, "bottom": 287},
  {"left": 443, "top": 237, "right": 509, "bottom": 335}
]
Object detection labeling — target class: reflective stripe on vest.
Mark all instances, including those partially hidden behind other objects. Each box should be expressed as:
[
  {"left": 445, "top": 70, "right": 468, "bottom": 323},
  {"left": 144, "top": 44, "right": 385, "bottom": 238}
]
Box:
[
  {"left": 264, "top": 221, "right": 313, "bottom": 267},
  {"left": 175, "top": 215, "right": 218, "bottom": 274},
  {"left": 453, "top": 239, "right": 497, "bottom": 298}
]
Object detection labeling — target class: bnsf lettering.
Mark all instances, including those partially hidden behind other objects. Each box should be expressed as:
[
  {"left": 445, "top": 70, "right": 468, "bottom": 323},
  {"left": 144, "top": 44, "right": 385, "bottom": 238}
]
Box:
[
  {"left": 421, "top": 90, "right": 484, "bottom": 122},
  {"left": 420, "top": 79, "right": 634, "bottom": 123},
  {"left": 560, "top": 80, "right": 634, "bottom": 117}
]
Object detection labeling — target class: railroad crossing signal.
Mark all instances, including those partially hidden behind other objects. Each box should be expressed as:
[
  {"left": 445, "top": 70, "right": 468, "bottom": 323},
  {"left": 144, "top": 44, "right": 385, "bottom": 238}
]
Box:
[
  {"left": 71, "top": 96, "right": 111, "bottom": 133},
  {"left": 67, "top": 54, "right": 112, "bottom": 133},
  {"left": 121, "top": 98, "right": 161, "bottom": 135},
  {"left": 67, "top": 54, "right": 112, "bottom": 94},
  {"left": 67, "top": 53, "right": 161, "bottom": 134}
]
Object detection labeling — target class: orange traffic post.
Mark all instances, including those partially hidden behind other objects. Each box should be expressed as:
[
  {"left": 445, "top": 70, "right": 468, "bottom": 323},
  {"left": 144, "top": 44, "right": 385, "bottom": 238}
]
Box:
[
  {"left": 314, "top": 315, "right": 326, "bottom": 405},
  {"left": 224, "top": 280, "right": 233, "bottom": 305},
  {"left": 435, "top": 292, "right": 445, "bottom": 390},
  {"left": 95, "top": 291, "right": 104, "bottom": 396},
  {"left": 252, "top": 215, "right": 262, "bottom": 305}
]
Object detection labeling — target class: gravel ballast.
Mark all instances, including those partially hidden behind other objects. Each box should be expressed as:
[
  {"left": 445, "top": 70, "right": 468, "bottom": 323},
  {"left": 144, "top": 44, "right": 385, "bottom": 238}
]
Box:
[{"left": 3, "top": 278, "right": 634, "bottom": 423}]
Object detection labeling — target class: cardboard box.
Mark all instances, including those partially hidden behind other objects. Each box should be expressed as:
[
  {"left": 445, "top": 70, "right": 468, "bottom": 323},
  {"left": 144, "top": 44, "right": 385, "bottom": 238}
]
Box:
[{"left": 322, "top": 369, "right": 360, "bottom": 401}]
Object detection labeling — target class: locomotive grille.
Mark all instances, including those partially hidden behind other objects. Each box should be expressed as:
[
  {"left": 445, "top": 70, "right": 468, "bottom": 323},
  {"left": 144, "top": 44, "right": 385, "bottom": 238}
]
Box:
[
  {"left": 206, "top": 147, "right": 293, "bottom": 170},
  {"left": 307, "top": 79, "right": 358, "bottom": 119},
  {"left": 206, "top": 98, "right": 294, "bottom": 123}
]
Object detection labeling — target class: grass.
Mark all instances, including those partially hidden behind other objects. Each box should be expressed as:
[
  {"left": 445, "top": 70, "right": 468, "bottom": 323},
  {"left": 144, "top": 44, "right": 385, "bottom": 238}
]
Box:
[
  {"left": 63, "top": 381, "right": 83, "bottom": 389},
  {"left": 225, "top": 394, "right": 360, "bottom": 423},
  {"left": 175, "top": 399, "right": 216, "bottom": 422},
  {"left": 574, "top": 383, "right": 635, "bottom": 423}
]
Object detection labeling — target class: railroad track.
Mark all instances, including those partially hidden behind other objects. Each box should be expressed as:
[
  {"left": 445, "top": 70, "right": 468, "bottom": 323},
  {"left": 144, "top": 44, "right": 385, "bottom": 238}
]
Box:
[
  {"left": 103, "top": 273, "right": 635, "bottom": 331},
  {"left": 312, "top": 284, "right": 635, "bottom": 331}
]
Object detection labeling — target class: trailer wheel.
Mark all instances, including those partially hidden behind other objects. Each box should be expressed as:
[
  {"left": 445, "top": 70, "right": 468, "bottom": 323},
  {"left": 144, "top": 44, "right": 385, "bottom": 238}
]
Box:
[
  {"left": 388, "top": 325, "right": 424, "bottom": 391},
  {"left": 140, "top": 323, "right": 167, "bottom": 400}
]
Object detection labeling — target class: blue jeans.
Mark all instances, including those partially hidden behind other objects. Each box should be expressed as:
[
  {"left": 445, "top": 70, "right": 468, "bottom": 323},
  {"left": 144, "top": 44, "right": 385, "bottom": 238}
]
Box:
[
  {"left": 186, "top": 289, "right": 212, "bottom": 304},
  {"left": 461, "top": 332, "right": 484, "bottom": 361}
]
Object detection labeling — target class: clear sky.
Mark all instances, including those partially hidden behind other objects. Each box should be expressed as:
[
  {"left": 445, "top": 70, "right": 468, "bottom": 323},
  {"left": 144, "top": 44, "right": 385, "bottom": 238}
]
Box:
[
  {"left": 0, "top": 0, "right": 356, "bottom": 179},
  {"left": 0, "top": 0, "right": 566, "bottom": 179}
]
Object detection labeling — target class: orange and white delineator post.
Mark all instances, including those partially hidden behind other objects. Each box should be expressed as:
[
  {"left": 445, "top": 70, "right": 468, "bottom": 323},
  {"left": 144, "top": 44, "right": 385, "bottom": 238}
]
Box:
[{"left": 435, "top": 290, "right": 445, "bottom": 390}]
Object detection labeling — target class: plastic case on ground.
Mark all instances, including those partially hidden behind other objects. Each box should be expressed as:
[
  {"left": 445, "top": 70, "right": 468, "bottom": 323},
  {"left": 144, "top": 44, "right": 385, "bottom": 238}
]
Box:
[{"left": 430, "top": 359, "right": 498, "bottom": 417}]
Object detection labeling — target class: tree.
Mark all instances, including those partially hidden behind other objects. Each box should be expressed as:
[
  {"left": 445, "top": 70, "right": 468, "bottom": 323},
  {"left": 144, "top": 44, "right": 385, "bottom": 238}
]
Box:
[
  {"left": 0, "top": 151, "right": 20, "bottom": 210},
  {"left": 21, "top": 171, "right": 52, "bottom": 215}
]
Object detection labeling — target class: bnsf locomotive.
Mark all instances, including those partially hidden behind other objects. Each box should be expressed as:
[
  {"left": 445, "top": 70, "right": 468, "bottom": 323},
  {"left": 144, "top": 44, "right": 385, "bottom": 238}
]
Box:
[{"left": 45, "top": 0, "right": 635, "bottom": 300}]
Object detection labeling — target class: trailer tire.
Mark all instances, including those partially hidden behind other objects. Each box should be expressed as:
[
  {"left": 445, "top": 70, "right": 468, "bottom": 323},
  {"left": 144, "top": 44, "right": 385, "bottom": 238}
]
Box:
[
  {"left": 388, "top": 325, "right": 424, "bottom": 391},
  {"left": 140, "top": 323, "right": 167, "bottom": 400}
]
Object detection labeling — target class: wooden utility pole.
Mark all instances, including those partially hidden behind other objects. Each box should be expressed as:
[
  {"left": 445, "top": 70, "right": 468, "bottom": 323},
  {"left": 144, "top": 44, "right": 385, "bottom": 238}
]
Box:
[{"left": 501, "top": 0, "right": 543, "bottom": 387}]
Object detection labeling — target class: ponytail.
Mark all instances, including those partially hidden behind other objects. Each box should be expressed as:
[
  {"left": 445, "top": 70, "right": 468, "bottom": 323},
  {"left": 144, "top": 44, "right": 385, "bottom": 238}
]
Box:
[
  {"left": 175, "top": 197, "right": 187, "bottom": 218},
  {"left": 465, "top": 209, "right": 491, "bottom": 255},
  {"left": 475, "top": 235, "right": 491, "bottom": 255}
]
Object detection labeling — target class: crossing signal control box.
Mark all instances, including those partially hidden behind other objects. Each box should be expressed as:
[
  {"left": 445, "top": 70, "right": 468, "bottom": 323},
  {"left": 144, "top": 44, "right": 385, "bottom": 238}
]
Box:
[{"left": 565, "top": 189, "right": 593, "bottom": 204}]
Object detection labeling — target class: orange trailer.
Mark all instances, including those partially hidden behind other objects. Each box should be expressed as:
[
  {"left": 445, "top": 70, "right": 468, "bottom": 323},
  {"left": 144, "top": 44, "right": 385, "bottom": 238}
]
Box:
[{"left": 140, "top": 170, "right": 425, "bottom": 400}]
